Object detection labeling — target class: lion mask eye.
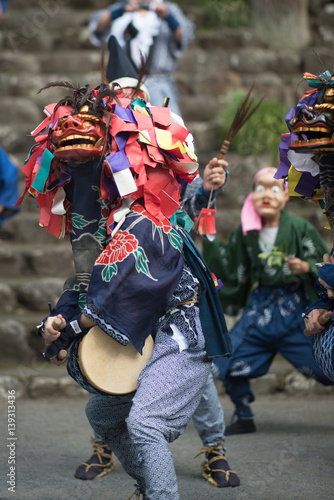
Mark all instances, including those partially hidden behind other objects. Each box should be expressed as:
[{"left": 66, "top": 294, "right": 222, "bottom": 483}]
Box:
[{"left": 83, "top": 120, "right": 96, "bottom": 127}]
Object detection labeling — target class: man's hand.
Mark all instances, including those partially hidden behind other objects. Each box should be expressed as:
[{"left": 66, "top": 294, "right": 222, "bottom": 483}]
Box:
[
  {"left": 126, "top": 0, "right": 141, "bottom": 12},
  {"left": 287, "top": 257, "right": 310, "bottom": 275},
  {"left": 154, "top": 3, "right": 182, "bottom": 43},
  {"left": 49, "top": 352, "right": 67, "bottom": 366},
  {"left": 46, "top": 313, "right": 95, "bottom": 365},
  {"left": 96, "top": 1, "right": 137, "bottom": 33},
  {"left": 304, "top": 309, "right": 332, "bottom": 335},
  {"left": 41, "top": 315, "right": 66, "bottom": 345},
  {"left": 41, "top": 315, "right": 67, "bottom": 365},
  {"left": 202, "top": 157, "right": 228, "bottom": 192},
  {"left": 317, "top": 253, "right": 334, "bottom": 297},
  {"left": 318, "top": 276, "right": 334, "bottom": 290},
  {"left": 155, "top": 3, "right": 169, "bottom": 18}
]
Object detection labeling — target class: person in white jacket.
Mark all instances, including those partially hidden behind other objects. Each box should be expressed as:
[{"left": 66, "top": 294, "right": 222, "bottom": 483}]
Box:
[{"left": 89, "top": 0, "right": 195, "bottom": 115}]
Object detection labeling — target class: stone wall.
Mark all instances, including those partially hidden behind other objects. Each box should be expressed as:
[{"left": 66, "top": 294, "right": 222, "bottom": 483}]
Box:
[{"left": 1, "top": 0, "right": 334, "bottom": 366}]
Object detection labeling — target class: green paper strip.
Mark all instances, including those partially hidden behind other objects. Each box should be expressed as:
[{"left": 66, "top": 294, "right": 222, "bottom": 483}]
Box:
[
  {"left": 31, "top": 148, "right": 54, "bottom": 193},
  {"left": 170, "top": 209, "right": 194, "bottom": 233}
]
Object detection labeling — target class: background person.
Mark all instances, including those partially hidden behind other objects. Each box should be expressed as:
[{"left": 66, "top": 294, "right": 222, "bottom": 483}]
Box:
[
  {"left": 89, "top": 0, "right": 195, "bottom": 115},
  {"left": 0, "top": 146, "right": 20, "bottom": 232},
  {"left": 203, "top": 167, "right": 334, "bottom": 435}
]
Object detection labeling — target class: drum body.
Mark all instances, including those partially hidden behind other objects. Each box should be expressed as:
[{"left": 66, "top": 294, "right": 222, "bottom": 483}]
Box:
[{"left": 77, "top": 326, "right": 154, "bottom": 395}]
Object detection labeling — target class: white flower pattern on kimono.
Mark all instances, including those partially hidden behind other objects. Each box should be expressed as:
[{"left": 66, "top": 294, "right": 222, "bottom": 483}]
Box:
[
  {"left": 237, "top": 264, "right": 248, "bottom": 283},
  {"left": 230, "top": 361, "right": 251, "bottom": 377},
  {"left": 277, "top": 296, "right": 292, "bottom": 317},
  {"left": 263, "top": 261, "right": 277, "bottom": 277},
  {"left": 257, "top": 308, "right": 272, "bottom": 327},
  {"left": 219, "top": 246, "right": 227, "bottom": 259},
  {"left": 282, "top": 261, "right": 290, "bottom": 275},
  {"left": 302, "top": 236, "right": 316, "bottom": 258}
]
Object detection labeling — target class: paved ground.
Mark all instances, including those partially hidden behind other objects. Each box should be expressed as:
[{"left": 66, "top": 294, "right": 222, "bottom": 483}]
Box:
[{"left": 0, "top": 389, "right": 333, "bottom": 500}]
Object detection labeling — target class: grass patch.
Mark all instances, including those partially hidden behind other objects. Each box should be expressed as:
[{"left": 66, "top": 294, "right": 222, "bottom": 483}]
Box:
[{"left": 194, "top": 0, "right": 249, "bottom": 28}]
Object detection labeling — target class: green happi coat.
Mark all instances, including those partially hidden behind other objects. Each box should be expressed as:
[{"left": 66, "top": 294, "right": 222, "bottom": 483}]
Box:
[{"left": 203, "top": 210, "right": 329, "bottom": 316}]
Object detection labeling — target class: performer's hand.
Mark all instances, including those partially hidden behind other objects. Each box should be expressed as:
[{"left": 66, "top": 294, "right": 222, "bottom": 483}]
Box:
[
  {"left": 317, "top": 253, "right": 334, "bottom": 296},
  {"left": 49, "top": 353, "right": 68, "bottom": 366},
  {"left": 318, "top": 275, "right": 334, "bottom": 300},
  {"left": 42, "top": 315, "right": 68, "bottom": 365},
  {"left": 287, "top": 257, "right": 310, "bottom": 275},
  {"left": 304, "top": 309, "right": 332, "bottom": 335},
  {"left": 202, "top": 158, "right": 228, "bottom": 191},
  {"left": 79, "top": 313, "right": 96, "bottom": 330},
  {"left": 318, "top": 276, "right": 333, "bottom": 290},
  {"left": 41, "top": 315, "right": 66, "bottom": 345}
]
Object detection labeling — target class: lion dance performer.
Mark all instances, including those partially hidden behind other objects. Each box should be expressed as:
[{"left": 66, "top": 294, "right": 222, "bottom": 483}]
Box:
[
  {"left": 67, "top": 36, "right": 239, "bottom": 489},
  {"left": 275, "top": 70, "right": 334, "bottom": 382},
  {"left": 16, "top": 67, "right": 233, "bottom": 498}
]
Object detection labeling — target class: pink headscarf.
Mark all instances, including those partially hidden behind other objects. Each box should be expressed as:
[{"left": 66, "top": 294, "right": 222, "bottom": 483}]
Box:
[{"left": 240, "top": 167, "right": 284, "bottom": 235}]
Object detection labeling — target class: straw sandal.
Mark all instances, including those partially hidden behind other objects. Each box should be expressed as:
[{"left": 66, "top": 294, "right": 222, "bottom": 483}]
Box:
[
  {"left": 74, "top": 437, "right": 116, "bottom": 480},
  {"left": 195, "top": 440, "right": 240, "bottom": 487}
]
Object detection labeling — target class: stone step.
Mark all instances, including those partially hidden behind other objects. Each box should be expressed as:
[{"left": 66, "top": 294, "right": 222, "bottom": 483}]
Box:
[
  {"left": 0, "top": 310, "right": 63, "bottom": 370},
  {"left": 0, "top": 277, "right": 65, "bottom": 314},
  {"left": 0, "top": 211, "right": 69, "bottom": 244},
  {"left": 6, "top": 0, "right": 109, "bottom": 10},
  {"left": 0, "top": 242, "right": 74, "bottom": 279},
  {"left": 2, "top": 8, "right": 92, "bottom": 53},
  {"left": 7, "top": 0, "right": 192, "bottom": 12},
  {"left": 0, "top": 49, "right": 101, "bottom": 76},
  {"left": 1, "top": 355, "right": 333, "bottom": 400}
]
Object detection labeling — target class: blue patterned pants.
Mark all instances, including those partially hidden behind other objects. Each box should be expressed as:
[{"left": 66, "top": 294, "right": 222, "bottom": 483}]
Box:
[
  {"left": 192, "top": 370, "right": 226, "bottom": 448},
  {"left": 313, "top": 318, "right": 334, "bottom": 382},
  {"left": 92, "top": 368, "right": 227, "bottom": 457},
  {"left": 215, "top": 287, "right": 334, "bottom": 419}
]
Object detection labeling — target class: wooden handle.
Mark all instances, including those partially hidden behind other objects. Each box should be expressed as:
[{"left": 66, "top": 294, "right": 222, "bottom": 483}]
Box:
[
  {"left": 45, "top": 317, "right": 67, "bottom": 360},
  {"left": 218, "top": 139, "right": 230, "bottom": 160},
  {"left": 304, "top": 312, "right": 331, "bottom": 336},
  {"left": 319, "top": 312, "right": 331, "bottom": 325},
  {"left": 57, "top": 349, "right": 68, "bottom": 360},
  {"left": 162, "top": 96, "right": 170, "bottom": 107},
  {"left": 53, "top": 317, "right": 62, "bottom": 330}
]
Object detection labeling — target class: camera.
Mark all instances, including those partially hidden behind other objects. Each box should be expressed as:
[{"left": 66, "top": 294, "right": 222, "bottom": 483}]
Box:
[{"left": 139, "top": 2, "right": 151, "bottom": 10}]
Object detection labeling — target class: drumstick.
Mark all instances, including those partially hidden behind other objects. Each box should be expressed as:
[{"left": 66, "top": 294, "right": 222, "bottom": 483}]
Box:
[
  {"left": 304, "top": 312, "right": 332, "bottom": 336},
  {"left": 45, "top": 317, "right": 67, "bottom": 360},
  {"left": 323, "top": 253, "right": 334, "bottom": 298}
]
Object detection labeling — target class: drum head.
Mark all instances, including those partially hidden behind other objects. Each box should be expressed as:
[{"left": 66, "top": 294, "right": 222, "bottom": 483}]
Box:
[{"left": 77, "top": 326, "right": 154, "bottom": 395}]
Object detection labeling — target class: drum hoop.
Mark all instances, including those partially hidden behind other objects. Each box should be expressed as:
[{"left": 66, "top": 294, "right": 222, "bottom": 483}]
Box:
[{"left": 77, "top": 326, "right": 154, "bottom": 395}]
